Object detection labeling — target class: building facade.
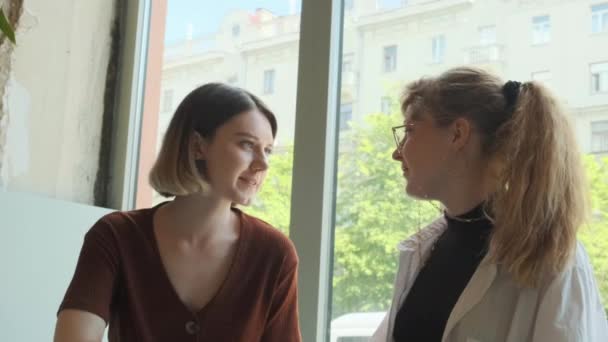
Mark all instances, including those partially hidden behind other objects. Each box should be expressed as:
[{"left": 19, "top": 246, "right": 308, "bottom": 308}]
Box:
[{"left": 159, "top": 0, "right": 608, "bottom": 154}]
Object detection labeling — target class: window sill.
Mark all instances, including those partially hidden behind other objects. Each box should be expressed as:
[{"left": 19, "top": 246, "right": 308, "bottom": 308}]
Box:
[{"left": 590, "top": 30, "right": 608, "bottom": 37}]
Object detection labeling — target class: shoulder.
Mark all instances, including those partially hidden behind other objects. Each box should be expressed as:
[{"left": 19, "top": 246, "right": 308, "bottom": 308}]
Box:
[
  {"left": 239, "top": 210, "right": 298, "bottom": 266},
  {"left": 572, "top": 241, "right": 596, "bottom": 273},
  {"left": 534, "top": 242, "right": 608, "bottom": 339},
  {"left": 96, "top": 206, "right": 154, "bottom": 228},
  {"left": 563, "top": 242, "right": 604, "bottom": 291},
  {"left": 555, "top": 242, "right": 599, "bottom": 285},
  {"left": 540, "top": 241, "right": 605, "bottom": 313},
  {"left": 86, "top": 206, "right": 157, "bottom": 242}
]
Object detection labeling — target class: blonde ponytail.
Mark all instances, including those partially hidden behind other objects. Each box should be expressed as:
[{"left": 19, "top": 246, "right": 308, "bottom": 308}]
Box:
[
  {"left": 488, "top": 82, "right": 588, "bottom": 286},
  {"left": 401, "top": 67, "right": 588, "bottom": 287}
]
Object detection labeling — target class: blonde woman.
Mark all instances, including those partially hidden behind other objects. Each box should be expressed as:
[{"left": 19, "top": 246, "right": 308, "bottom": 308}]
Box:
[
  {"left": 54, "top": 84, "right": 301, "bottom": 341},
  {"left": 373, "top": 67, "right": 608, "bottom": 341}
]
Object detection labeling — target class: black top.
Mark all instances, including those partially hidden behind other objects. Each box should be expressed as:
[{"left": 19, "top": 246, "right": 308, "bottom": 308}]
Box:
[{"left": 393, "top": 203, "right": 493, "bottom": 342}]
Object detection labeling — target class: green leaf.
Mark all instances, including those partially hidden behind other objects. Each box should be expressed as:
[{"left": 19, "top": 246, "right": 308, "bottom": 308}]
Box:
[{"left": 0, "top": 8, "right": 16, "bottom": 44}]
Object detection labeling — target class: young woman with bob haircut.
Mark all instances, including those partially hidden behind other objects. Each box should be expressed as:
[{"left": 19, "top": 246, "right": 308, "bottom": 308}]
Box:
[{"left": 54, "top": 83, "right": 301, "bottom": 342}]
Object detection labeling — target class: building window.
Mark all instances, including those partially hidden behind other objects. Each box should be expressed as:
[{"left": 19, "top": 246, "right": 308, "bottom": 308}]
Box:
[
  {"left": 532, "top": 15, "right": 551, "bottom": 44},
  {"left": 381, "top": 96, "right": 392, "bottom": 115},
  {"left": 591, "top": 121, "right": 608, "bottom": 153},
  {"left": 162, "top": 89, "right": 174, "bottom": 113},
  {"left": 531, "top": 70, "right": 552, "bottom": 88},
  {"left": 342, "top": 59, "right": 353, "bottom": 73},
  {"left": 383, "top": 45, "right": 397, "bottom": 72},
  {"left": 591, "top": 62, "right": 608, "bottom": 94},
  {"left": 263, "top": 69, "right": 275, "bottom": 94},
  {"left": 232, "top": 24, "right": 240, "bottom": 37},
  {"left": 431, "top": 35, "right": 446, "bottom": 63},
  {"left": 478, "top": 25, "right": 496, "bottom": 45},
  {"left": 345, "top": 0, "right": 354, "bottom": 11},
  {"left": 340, "top": 103, "right": 353, "bottom": 130},
  {"left": 592, "top": 3, "right": 608, "bottom": 33}
]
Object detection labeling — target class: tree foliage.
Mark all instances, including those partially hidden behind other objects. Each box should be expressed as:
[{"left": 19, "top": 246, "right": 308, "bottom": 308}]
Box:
[
  {"left": 245, "top": 145, "right": 294, "bottom": 234},
  {"left": 579, "top": 155, "right": 608, "bottom": 311}
]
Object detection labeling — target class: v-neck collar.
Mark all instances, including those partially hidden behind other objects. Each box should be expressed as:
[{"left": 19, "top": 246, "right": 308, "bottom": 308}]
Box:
[{"left": 146, "top": 203, "right": 248, "bottom": 318}]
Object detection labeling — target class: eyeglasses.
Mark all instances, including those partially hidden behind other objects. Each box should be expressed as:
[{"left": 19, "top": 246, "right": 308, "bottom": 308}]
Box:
[{"left": 392, "top": 124, "right": 407, "bottom": 148}]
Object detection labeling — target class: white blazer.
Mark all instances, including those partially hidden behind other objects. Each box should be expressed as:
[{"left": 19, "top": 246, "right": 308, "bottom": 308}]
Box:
[{"left": 372, "top": 218, "right": 608, "bottom": 342}]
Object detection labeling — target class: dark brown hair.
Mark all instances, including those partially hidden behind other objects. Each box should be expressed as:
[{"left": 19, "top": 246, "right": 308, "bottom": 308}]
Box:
[{"left": 149, "top": 83, "right": 277, "bottom": 197}]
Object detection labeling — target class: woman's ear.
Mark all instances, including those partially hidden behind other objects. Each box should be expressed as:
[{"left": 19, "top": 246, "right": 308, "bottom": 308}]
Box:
[
  {"left": 191, "top": 132, "right": 208, "bottom": 160},
  {"left": 450, "top": 117, "right": 472, "bottom": 150}
]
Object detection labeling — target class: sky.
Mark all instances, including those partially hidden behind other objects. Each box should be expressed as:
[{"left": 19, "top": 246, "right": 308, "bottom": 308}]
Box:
[
  {"left": 164, "top": 0, "right": 402, "bottom": 44},
  {"left": 164, "top": 0, "right": 300, "bottom": 44}
]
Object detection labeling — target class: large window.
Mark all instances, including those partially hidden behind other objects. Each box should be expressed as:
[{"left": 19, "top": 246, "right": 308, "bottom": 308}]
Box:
[
  {"left": 141, "top": 1, "right": 303, "bottom": 236},
  {"left": 136, "top": 1, "right": 608, "bottom": 340},
  {"left": 331, "top": 1, "right": 608, "bottom": 339}
]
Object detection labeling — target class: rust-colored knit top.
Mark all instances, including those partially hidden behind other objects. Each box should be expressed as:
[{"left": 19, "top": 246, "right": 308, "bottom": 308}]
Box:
[{"left": 58, "top": 204, "right": 301, "bottom": 342}]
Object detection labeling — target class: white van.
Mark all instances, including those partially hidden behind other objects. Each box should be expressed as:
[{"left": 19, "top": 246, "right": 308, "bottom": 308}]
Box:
[{"left": 329, "top": 311, "right": 385, "bottom": 342}]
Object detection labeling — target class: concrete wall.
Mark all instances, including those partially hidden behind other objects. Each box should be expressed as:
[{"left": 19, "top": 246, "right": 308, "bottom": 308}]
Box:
[
  {"left": 0, "top": 0, "right": 117, "bottom": 205},
  {"left": 0, "top": 1, "right": 119, "bottom": 339}
]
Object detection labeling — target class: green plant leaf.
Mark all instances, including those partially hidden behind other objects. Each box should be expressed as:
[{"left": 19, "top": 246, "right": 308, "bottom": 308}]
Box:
[{"left": 0, "top": 8, "right": 16, "bottom": 44}]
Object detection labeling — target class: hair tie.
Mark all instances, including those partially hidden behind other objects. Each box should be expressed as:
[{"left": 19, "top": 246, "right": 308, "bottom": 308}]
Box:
[{"left": 502, "top": 80, "right": 521, "bottom": 110}]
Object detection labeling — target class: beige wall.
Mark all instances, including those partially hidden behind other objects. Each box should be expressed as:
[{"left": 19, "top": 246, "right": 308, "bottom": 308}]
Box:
[{"left": 0, "top": 0, "right": 116, "bottom": 204}]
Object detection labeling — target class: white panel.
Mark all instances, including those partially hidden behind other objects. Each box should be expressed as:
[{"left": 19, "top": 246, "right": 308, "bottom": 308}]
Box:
[{"left": 0, "top": 191, "right": 112, "bottom": 341}]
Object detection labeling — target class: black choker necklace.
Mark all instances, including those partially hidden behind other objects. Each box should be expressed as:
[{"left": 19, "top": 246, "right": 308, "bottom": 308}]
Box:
[{"left": 444, "top": 211, "right": 488, "bottom": 223}]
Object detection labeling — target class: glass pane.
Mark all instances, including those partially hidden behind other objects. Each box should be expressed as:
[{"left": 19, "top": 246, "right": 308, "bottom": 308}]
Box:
[
  {"left": 331, "top": 0, "right": 608, "bottom": 339},
  {"left": 478, "top": 25, "right": 496, "bottom": 45},
  {"left": 532, "top": 15, "right": 550, "bottom": 24},
  {"left": 592, "top": 3, "right": 608, "bottom": 12},
  {"left": 593, "top": 14, "right": 601, "bottom": 33},
  {"left": 383, "top": 45, "right": 397, "bottom": 72},
  {"left": 140, "top": 1, "right": 302, "bottom": 235}
]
